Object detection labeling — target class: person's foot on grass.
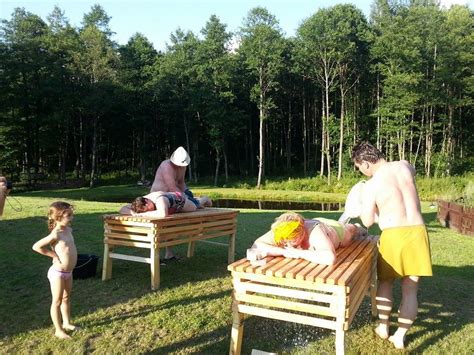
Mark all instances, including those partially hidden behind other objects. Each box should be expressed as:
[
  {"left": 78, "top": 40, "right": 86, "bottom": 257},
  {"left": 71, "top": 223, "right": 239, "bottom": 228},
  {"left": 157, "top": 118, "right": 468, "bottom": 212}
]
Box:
[
  {"left": 164, "top": 255, "right": 181, "bottom": 263},
  {"left": 374, "top": 323, "right": 389, "bottom": 340},
  {"left": 62, "top": 323, "right": 78, "bottom": 331},
  {"left": 388, "top": 331, "right": 406, "bottom": 349},
  {"left": 55, "top": 330, "right": 71, "bottom": 339}
]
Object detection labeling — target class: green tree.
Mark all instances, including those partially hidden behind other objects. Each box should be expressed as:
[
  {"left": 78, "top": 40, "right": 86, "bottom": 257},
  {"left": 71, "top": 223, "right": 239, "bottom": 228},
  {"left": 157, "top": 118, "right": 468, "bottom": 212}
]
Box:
[
  {"left": 239, "top": 7, "right": 285, "bottom": 188},
  {"left": 74, "top": 5, "right": 117, "bottom": 186},
  {"left": 118, "top": 33, "right": 157, "bottom": 180}
]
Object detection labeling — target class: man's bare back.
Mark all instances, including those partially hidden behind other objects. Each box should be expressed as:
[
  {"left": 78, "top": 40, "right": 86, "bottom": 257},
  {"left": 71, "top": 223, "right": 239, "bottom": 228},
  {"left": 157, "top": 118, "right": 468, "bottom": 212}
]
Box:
[
  {"left": 151, "top": 159, "right": 187, "bottom": 193},
  {"left": 363, "top": 160, "right": 424, "bottom": 229}
]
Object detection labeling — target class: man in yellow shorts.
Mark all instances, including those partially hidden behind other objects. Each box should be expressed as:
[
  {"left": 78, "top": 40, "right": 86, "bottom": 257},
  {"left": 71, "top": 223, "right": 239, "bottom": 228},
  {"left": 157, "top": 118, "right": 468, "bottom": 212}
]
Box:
[{"left": 351, "top": 142, "right": 432, "bottom": 350}]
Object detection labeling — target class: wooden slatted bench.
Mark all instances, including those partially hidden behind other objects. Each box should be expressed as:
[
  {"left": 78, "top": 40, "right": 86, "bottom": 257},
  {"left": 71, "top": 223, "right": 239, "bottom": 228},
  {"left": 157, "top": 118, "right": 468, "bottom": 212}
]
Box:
[
  {"left": 228, "top": 236, "right": 378, "bottom": 355},
  {"left": 102, "top": 208, "right": 239, "bottom": 290}
]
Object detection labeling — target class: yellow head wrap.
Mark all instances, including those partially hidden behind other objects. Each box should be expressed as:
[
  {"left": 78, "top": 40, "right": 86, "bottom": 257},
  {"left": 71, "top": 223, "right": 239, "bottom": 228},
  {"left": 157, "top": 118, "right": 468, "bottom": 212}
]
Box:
[{"left": 272, "top": 220, "right": 304, "bottom": 245}]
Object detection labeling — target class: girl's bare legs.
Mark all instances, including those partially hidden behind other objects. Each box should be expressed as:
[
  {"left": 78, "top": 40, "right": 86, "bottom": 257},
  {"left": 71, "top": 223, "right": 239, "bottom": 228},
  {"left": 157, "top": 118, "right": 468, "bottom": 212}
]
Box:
[
  {"left": 61, "top": 277, "right": 76, "bottom": 331},
  {"left": 375, "top": 279, "right": 394, "bottom": 340},
  {"left": 389, "top": 276, "right": 419, "bottom": 349},
  {"left": 50, "top": 277, "right": 70, "bottom": 339}
]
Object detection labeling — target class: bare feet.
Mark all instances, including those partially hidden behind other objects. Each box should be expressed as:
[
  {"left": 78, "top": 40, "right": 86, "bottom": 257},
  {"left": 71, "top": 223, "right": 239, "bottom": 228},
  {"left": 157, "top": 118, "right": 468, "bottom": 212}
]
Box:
[
  {"left": 201, "top": 196, "right": 212, "bottom": 208},
  {"left": 389, "top": 334, "right": 405, "bottom": 349},
  {"left": 62, "top": 323, "right": 78, "bottom": 331},
  {"left": 55, "top": 330, "right": 71, "bottom": 339},
  {"left": 374, "top": 324, "right": 389, "bottom": 340}
]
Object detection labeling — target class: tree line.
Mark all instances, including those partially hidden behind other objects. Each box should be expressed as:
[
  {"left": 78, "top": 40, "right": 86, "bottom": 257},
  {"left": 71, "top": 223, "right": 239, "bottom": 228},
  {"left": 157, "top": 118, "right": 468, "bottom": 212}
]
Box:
[{"left": 0, "top": 1, "right": 472, "bottom": 187}]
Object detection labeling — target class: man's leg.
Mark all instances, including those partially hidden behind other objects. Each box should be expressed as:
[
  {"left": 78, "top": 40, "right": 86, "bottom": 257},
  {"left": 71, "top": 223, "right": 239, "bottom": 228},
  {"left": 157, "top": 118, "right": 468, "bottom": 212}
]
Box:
[
  {"left": 389, "top": 276, "right": 419, "bottom": 349},
  {"left": 375, "top": 279, "right": 394, "bottom": 339}
]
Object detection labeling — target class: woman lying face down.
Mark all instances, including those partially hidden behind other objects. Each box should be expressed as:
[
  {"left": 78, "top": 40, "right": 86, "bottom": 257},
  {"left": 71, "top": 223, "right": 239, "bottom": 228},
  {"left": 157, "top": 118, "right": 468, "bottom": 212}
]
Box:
[{"left": 249, "top": 212, "right": 366, "bottom": 265}]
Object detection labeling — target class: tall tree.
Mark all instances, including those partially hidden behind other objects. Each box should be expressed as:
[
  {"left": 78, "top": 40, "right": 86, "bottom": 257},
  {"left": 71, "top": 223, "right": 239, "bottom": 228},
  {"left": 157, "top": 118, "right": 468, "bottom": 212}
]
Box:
[
  {"left": 239, "top": 7, "right": 285, "bottom": 188},
  {"left": 74, "top": 5, "right": 117, "bottom": 186}
]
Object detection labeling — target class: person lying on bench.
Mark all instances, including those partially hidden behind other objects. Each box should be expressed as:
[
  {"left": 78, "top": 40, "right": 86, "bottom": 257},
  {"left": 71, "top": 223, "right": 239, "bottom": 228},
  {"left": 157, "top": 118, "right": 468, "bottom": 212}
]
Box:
[
  {"left": 119, "top": 191, "right": 212, "bottom": 218},
  {"left": 249, "top": 212, "right": 367, "bottom": 265}
]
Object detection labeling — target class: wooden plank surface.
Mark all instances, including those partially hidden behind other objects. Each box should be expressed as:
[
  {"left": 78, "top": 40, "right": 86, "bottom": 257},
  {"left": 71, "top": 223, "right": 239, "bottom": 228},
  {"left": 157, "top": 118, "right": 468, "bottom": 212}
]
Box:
[
  {"left": 228, "top": 236, "right": 377, "bottom": 287},
  {"left": 104, "top": 208, "right": 238, "bottom": 224}
]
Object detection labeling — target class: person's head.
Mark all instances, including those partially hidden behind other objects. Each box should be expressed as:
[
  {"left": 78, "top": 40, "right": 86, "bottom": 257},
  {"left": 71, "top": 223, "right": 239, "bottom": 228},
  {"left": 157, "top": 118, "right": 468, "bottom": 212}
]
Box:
[
  {"left": 351, "top": 142, "right": 385, "bottom": 177},
  {"left": 344, "top": 223, "right": 368, "bottom": 239},
  {"left": 170, "top": 146, "right": 191, "bottom": 167},
  {"left": 131, "top": 197, "right": 156, "bottom": 213},
  {"left": 271, "top": 212, "right": 307, "bottom": 248},
  {"left": 48, "top": 201, "right": 74, "bottom": 231}
]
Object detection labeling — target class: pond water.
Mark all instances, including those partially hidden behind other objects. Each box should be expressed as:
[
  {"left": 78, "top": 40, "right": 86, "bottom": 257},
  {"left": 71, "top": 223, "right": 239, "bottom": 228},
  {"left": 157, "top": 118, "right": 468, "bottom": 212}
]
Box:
[
  {"left": 213, "top": 199, "right": 342, "bottom": 211},
  {"left": 102, "top": 197, "right": 343, "bottom": 211}
]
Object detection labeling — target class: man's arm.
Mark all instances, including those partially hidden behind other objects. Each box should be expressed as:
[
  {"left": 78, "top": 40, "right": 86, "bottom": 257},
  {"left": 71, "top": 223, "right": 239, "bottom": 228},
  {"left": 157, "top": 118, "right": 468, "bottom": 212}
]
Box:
[{"left": 360, "top": 179, "right": 378, "bottom": 228}]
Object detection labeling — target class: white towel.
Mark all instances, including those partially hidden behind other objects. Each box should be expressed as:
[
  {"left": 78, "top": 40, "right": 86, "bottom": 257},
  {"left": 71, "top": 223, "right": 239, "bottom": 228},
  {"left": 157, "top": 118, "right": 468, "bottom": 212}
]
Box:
[{"left": 338, "top": 181, "right": 366, "bottom": 224}]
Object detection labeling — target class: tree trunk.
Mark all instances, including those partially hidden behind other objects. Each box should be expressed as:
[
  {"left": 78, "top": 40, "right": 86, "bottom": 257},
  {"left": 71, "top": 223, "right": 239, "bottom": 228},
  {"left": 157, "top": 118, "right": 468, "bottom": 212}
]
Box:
[
  {"left": 320, "top": 92, "right": 325, "bottom": 177},
  {"left": 214, "top": 146, "right": 220, "bottom": 186},
  {"left": 184, "top": 112, "right": 192, "bottom": 181},
  {"left": 89, "top": 116, "right": 98, "bottom": 187},
  {"left": 302, "top": 93, "right": 307, "bottom": 177},
  {"left": 286, "top": 99, "right": 292, "bottom": 170},
  {"left": 337, "top": 85, "right": 345, "bottom": 181},
  {"left": 257, "top": 103, "right": 265, "bottom": 188}
]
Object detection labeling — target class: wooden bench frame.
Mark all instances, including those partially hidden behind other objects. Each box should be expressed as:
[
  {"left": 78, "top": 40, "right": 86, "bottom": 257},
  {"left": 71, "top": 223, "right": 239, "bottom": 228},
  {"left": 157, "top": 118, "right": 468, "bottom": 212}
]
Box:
[
  {"left": 228, "top": 237, "right": 378, "bottom": 355},
  {"left": 102, "top": 208, "right": 239, "bottom": 290}
]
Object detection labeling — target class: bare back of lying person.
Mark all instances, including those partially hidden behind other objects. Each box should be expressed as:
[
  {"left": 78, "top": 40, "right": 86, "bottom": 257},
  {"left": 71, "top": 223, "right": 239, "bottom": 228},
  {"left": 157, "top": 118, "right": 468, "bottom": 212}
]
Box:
[
  {"left": 119, "top": 191, "right": 211, "bottom": 218},
  {"left": 250, "top": 212, "right": 366, "bottom": 265}
]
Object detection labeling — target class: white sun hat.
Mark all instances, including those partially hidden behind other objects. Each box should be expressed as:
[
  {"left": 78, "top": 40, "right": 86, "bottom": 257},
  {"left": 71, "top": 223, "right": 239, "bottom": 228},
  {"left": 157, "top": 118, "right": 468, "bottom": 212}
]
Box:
[{"left": 170, "top": 146, "right": 191, "bottom": 166}]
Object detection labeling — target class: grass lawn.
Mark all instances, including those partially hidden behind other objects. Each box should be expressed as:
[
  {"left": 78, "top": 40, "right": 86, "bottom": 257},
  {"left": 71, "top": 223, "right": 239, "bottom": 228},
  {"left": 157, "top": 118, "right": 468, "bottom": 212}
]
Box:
[{"left": 0, "top": 187, "right": 473, "bottom": 354}]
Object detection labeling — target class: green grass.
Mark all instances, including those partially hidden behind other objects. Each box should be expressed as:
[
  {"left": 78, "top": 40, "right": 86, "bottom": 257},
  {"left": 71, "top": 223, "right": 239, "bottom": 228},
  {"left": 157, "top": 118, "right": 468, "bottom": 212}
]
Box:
[{"left": 0, "top": 189, "right": 473, "bottom": 354}]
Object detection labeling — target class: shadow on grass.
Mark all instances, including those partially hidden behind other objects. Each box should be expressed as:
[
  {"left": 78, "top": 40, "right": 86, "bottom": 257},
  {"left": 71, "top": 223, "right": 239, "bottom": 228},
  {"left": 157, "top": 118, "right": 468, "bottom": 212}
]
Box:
[{"left": 1, "top": 208, "right": 471, "bottom": 353}]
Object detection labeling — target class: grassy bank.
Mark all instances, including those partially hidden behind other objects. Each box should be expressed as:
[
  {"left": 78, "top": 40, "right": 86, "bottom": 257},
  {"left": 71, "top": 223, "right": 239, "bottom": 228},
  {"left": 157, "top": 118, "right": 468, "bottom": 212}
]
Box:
[
  {"left": 14, "top": 172, "right": 473, "bottom": 203},
  {"left": 0, "top": 190, "right": 473, "bottom": 354}
]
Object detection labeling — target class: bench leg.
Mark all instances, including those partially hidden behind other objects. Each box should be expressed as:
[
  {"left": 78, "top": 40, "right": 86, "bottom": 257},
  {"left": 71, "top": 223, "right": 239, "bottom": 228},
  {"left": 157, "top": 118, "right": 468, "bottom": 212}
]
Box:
[
  {"left": 228, "top": 232, "right": 236, "bottom": 264},
  {"left": 102, "top": 243, "right": 112, "bottom": 281},
  {"left": 335, "top": 329, "right": 345, "bottom": 355},
  {"left": 229, "top": 304, "right": 244, "bottom": 355},
  {"left": 151, "top": 243, "right": 160, "bottom": 290}
]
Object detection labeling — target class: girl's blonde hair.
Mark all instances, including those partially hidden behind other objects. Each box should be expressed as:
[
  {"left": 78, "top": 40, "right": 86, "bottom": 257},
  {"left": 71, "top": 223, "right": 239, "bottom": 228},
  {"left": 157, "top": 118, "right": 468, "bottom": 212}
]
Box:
[
  {"left": 47, "top": 201, "right": 74, "bottom": 231},
  {"left": 271, "top": 212, "right": 307, "bottom": 246}
]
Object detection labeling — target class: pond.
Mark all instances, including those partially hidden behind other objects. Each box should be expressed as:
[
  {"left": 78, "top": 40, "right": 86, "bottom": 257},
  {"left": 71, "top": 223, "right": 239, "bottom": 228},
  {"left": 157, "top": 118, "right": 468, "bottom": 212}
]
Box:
[
  {"left": 213, "top": 199, "right": 342, "bottom": 211},
  {"left": 101, "top": 197, "right": 343, "bottom": 211}
]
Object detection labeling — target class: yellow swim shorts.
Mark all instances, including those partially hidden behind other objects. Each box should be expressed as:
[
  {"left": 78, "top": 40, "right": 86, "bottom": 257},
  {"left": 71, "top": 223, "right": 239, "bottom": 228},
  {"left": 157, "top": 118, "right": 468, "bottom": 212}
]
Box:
[{"left": 378, "top": 225, "right": 433, "bottom": 280}]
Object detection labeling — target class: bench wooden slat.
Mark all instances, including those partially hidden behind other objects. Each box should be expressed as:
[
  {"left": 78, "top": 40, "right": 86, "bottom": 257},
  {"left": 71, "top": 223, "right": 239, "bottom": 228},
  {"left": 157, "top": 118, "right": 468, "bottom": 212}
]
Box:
[
  {"left": 103, "top": 208, "right": 238, "bottom": 290},
  {"left": 234, "top": 293, "right": 336, "bottom": 318},
  {"left": 314, "top": 240, "right": 366, "bottom": 284}
]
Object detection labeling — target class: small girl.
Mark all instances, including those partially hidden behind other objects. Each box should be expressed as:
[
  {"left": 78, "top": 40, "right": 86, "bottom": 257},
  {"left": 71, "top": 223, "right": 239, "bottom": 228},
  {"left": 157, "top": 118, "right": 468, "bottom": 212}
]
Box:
[{"left": 32, "top": 201, "right": 78, "bottom": 339}]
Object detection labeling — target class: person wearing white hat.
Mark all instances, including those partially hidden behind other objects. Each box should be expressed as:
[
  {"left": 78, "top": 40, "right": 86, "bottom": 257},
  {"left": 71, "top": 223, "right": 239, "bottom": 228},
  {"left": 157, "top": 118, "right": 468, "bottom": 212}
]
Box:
[{"left": 148, "top": 146, "right": 212, "bottom": 261}]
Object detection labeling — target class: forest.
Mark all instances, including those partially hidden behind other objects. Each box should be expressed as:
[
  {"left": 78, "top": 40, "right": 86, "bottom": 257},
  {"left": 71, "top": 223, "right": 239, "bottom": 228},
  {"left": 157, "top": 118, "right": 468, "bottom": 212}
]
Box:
[{"left": 0, "top": 1, "right": 472, "bottom": 187}]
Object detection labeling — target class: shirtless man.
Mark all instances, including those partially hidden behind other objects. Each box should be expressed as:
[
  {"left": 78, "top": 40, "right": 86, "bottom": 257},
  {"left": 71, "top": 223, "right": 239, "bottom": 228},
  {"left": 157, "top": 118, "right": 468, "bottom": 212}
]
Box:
[
  {"left": 250, "top": 212, "right": 365, "bottom": 265},
  {"left": 352, "top": 142, "right": 432, "bottom": 349},
  {"left": 151, "top": 146, "right": 211, "bottom": 210}
]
